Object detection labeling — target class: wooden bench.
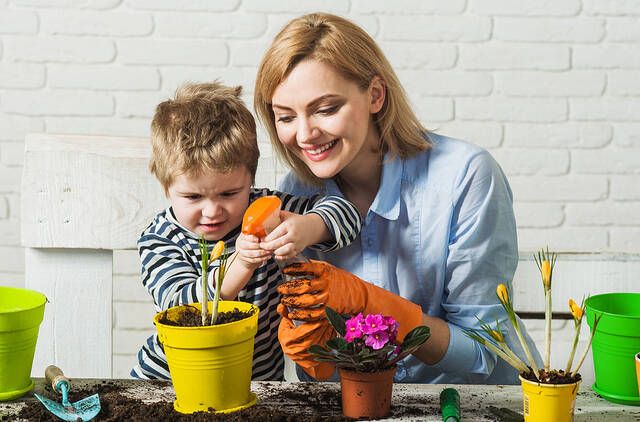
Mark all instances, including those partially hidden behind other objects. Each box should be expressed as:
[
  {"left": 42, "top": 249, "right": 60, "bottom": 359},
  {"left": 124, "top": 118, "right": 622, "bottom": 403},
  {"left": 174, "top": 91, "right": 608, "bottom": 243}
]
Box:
[{"left": 21, "top": 133, "right": 640, "bottom": 385}]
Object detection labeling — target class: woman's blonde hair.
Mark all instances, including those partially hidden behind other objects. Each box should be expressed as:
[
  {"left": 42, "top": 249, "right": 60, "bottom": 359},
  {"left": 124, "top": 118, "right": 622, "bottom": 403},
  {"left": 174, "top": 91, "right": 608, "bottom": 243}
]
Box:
[
  {"left": 254, "top": 12, "right": 429, "bottom": 186},
  {"left": 150, "top": 81, "right": 259, "bottom": 193}
]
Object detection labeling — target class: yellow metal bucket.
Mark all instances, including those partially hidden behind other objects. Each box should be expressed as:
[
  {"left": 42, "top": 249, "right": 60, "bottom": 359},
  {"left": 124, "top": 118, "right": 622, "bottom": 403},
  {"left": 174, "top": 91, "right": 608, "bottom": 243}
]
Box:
[
  {"left": 520, "top": 376, "right": 580, "bottom": 422},
  {"left": 155, "top": 301, "right": 259, "bottom": 414}
]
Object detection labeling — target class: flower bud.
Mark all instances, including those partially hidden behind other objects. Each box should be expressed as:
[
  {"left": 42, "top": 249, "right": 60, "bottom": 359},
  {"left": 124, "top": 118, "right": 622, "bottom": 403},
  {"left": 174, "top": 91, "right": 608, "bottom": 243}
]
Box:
[
  {"left": 541, "top": 260, "right": 551, "bottom": 289},
  {"left": 489, "top": 329, "right": 504, "bottom": 343},
  {"left": 568, "top": 298, "right": 583, "bottom": 321},
  {"left": 496, "top": 284, "right": 509, "bottom": 305},
  {"left": 210, "top": 241, "right": 225, "bottom": 262}
]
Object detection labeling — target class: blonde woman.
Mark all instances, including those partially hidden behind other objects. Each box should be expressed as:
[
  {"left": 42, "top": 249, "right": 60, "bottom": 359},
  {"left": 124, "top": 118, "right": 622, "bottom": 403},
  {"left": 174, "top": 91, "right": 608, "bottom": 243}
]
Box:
[{"left": 255, "top": 12, "right": 540, "bottom": 384}]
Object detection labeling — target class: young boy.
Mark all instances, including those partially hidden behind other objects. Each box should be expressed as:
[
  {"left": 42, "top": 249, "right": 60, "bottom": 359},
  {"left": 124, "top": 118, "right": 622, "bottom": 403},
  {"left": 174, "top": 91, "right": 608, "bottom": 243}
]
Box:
[{"left": 131, "top": 82, "right": 361, "bottom": 381}]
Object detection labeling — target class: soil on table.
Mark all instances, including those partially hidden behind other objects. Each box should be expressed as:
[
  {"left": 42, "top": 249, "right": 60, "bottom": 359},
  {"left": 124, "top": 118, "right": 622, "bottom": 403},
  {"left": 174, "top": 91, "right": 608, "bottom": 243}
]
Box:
[
  {"left": 520, "top": 368, "right": 581, "bottom": 385},
  {"left": 158, "top": 305, "right": 254, "bottom": 327},
  {"left": 4, "top": 381, "right": 438, "bottom": 421}
]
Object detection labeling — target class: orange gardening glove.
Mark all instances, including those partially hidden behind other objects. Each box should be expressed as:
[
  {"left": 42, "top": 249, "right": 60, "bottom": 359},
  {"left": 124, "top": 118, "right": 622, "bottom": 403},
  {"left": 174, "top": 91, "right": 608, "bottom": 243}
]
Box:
[{"left": 277, "top": 260, "right": 424, "bottom": 379}]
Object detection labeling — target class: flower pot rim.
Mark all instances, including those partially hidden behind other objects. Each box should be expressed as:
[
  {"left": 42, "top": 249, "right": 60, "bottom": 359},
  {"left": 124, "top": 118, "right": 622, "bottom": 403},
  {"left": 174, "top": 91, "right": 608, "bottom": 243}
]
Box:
[
  {"left": 154, "top": 302, "right": 258, "bottom": 330},
  {"left": 338, "top": 366, "right": 397, "bottom": 375},
  {"left": 518, "top": 374, "right": 582, "bottom": 389}
]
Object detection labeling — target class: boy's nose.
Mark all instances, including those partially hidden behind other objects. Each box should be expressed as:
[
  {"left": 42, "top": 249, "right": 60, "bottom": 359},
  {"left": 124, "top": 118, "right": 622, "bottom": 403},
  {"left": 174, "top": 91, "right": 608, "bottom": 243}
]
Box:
[{"left": 202, "top": 202, "right": 221, "bottom": 219}]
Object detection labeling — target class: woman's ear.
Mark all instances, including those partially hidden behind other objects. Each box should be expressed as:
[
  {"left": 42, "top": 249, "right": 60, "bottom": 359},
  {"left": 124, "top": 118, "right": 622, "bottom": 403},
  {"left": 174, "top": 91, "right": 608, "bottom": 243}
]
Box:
[{"left": 369, "top": 76, "right": 386, "bottom": 114}]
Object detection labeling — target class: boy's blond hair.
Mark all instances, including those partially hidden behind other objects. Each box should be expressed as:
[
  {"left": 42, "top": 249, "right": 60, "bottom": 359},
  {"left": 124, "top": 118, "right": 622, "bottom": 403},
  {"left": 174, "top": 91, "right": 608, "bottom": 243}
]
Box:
[
  {"left": 150, "top": 81, "right": 259, "bottom": 193},
  {"left": 255, "top": 13, "right": 428, "bottom": 186}
]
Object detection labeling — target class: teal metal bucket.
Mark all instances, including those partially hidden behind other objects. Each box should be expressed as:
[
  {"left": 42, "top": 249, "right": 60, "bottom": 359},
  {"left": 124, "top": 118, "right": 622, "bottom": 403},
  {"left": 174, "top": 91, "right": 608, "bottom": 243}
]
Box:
[{"left": 585, "top": 292, "right": 640, "bottom": 406}]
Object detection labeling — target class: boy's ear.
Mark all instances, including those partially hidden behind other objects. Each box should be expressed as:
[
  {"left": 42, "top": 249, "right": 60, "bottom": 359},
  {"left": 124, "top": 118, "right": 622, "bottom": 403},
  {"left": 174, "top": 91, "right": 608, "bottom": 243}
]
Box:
[{"left": 369, "top": 76, "right": 385, "bottom": 114}]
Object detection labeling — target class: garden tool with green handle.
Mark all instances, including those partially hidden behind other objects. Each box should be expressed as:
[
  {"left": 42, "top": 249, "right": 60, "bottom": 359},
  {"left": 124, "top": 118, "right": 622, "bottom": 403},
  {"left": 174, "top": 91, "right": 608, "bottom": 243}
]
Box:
[{"left": 34, "top": 365, "right": 101, "bottom": 421}]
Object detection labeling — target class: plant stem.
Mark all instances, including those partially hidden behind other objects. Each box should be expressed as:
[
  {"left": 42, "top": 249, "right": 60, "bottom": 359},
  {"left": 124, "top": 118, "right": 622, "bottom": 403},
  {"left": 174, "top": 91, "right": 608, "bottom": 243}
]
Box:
[
  {"left": 544, "top": 288, "right": 552, "bottom": 371},
  {"left": 571, "top": 314, "right": 602, "bottom": 378},
  {"left": 483, "top": 338, "right": 530, "bottom": 375},
  {"left": 198, "top": 238, "right": 209, "bottom": 326},
  {"left": 564, "top": 321, "right": 581, "bottom": 373},
  {"left": 513, "top": 320, "right": 541, "bottom": 379}
]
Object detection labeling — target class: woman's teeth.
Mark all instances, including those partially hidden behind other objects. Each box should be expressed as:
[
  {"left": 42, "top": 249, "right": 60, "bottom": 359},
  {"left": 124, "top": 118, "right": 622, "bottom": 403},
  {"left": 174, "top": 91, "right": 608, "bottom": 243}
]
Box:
[{"left": 308, "top": 140, "right": 336, "bottom": 155}]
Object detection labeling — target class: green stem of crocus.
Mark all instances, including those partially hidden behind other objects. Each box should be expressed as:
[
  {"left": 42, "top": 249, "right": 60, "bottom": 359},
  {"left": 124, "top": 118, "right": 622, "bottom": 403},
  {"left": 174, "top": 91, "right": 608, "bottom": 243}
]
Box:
[
  {"left": 483, "top": 338, "right": 530, "bottom": 374},
  {"left": 564, "top": 320, "right": 581, "bottom": 373},
  {"left": 513, "top": 319, "right": 541, "bottom": 379},
  {"left": 498, "top": 341, "right": 531, "bottom": 376},
  {"left": 210, "top": 267, "right": 221, "bottom": 325},
  {"left": 571, "top": 314, "right": 601, "bottom": 378},
  {"left": 544, "top": 288, "right": 552, "bottom": 371}
]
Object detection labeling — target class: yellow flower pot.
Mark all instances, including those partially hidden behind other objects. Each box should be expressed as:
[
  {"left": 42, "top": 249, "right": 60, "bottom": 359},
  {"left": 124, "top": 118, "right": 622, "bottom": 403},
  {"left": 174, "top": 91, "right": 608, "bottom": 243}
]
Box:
[
  {"left": 519, "top": 375, "right": 580, "bottom": 422},
  {"left": 154, "top": 301, "right": 259, "bottom": 414}
]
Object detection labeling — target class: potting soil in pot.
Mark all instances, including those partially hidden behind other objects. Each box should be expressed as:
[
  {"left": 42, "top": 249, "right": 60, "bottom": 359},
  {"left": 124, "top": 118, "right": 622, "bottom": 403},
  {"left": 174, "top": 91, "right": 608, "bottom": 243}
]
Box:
[{"left": 158, "top": 305, "right": 254, "bottom": 327}]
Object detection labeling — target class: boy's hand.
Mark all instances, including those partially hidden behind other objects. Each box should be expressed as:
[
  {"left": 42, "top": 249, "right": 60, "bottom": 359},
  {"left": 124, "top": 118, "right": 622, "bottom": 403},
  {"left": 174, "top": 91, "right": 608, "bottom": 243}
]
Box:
[
  {"left": 235, "top": 233, "right": 272, "bottom": 269},
  {"left": 260, "top": 211, "right": 326, "bottom": 260}
]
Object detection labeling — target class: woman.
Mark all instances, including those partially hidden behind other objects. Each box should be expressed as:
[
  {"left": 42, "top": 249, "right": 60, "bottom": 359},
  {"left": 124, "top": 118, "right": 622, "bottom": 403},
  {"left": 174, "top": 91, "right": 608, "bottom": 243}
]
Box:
[{"left": 254, "top": 12, "right": 540, "bottom": 384}]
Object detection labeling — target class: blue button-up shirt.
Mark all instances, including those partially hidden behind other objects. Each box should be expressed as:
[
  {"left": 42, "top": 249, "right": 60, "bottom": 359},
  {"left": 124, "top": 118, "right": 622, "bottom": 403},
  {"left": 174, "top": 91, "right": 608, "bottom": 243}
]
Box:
[{"left": 279, "top": 133, "right": 541, "bottom": 384}]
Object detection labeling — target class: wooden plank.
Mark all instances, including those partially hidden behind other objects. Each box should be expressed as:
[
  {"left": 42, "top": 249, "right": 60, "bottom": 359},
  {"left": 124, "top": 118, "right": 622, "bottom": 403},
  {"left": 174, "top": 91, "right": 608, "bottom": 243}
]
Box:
[{"left": 25, "top": 248, "right": 112, "bottom": 378}]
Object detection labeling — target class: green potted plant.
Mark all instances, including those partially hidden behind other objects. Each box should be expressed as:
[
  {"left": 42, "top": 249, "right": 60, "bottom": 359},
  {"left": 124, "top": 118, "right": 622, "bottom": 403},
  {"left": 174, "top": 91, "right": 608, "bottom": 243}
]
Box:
[
  {"left": 154, "top": 239, "right": 259, "bottom": 414},
  {"left": 464, "top": 248, "right": 602, "bottom": 422},
  {"left": 309, "top": 307, "right": 430, "bottom": 419}
]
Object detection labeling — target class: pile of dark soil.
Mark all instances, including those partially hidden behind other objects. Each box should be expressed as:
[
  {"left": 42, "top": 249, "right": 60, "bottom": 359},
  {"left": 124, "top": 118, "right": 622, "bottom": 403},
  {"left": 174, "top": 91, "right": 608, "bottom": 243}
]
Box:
[
  {"left": 158, "top": 306, "right": 254, "bottom": 327},
  {"left": 521, "top": 369, "right": 581, "bottom": 385}
]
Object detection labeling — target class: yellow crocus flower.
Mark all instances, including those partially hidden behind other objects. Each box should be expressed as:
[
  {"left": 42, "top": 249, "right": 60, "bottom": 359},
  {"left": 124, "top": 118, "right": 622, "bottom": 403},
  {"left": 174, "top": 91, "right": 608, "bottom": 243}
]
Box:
[
  {"left": 568, "top": 298, "right": 583, "bottom": 321},
  {"left": 489, "top": 329, "right": 505, "bottom": 343},
  {"left": 210, "top": 241, "right": 225, "bottom": 263},
  {"left": 496, "top": 284, "right": 509, "bottom": 305},
  {"left": 541, "top": 260, "right": 551, "bottom": 289}
]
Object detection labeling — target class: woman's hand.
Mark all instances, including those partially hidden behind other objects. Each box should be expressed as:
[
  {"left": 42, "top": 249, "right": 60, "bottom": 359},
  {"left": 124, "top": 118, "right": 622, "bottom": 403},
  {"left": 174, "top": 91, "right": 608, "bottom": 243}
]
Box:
[{"left": 259, "top": 211, "right": 327, "bottom": 260}]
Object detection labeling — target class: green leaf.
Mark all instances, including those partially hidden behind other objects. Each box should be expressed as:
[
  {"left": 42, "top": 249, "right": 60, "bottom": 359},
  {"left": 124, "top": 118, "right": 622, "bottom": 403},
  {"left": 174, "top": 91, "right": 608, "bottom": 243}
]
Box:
[
  {"left": 326, "top": 337, "right": 348, "bottom": 351},
  {"left": 402, "top": 326, "right": 430, "bottom": 350},
  {"left": 308, "top": 345, "right": 330, "bottom": 355},
  {"left": 325, "top": 306, "right": 347, "bottom": 336}
]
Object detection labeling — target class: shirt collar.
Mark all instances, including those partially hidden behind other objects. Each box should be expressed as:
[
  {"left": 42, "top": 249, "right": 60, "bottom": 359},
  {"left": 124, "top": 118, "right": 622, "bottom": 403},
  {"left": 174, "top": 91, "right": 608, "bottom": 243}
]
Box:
[{"left": 369, "top": 153, "right": 402, "bottom": 221}]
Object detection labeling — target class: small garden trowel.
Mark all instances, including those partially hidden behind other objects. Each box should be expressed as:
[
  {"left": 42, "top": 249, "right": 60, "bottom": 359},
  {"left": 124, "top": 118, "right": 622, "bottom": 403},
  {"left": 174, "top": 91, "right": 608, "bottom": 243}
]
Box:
[{"left": 34, "top": 365, "right": 101, "bottom": 422}]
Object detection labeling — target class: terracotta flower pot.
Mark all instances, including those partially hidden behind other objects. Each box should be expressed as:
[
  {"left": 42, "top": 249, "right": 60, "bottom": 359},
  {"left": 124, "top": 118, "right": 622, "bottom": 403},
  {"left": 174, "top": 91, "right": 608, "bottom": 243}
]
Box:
[{"left": 338, "top": 367, "right": 396, "bottom": 419}]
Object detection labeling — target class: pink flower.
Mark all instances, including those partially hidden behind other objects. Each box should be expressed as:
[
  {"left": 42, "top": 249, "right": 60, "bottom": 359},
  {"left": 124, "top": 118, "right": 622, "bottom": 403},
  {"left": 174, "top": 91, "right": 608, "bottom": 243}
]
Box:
[
  {"left": 362, "top": 314, "right": 388, "bottom": 335},
  {"left": 365, "top": 330, "right": 390, "bottom": 350},
  {"left": 344, "top": 313, "right": 364, "bottom": 343}
]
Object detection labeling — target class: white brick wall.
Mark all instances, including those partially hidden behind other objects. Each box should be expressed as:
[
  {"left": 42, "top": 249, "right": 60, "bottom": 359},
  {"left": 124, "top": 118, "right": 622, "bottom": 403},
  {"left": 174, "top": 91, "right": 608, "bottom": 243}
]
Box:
[{"left": 2, "top": 1, "right": 640, "bottom": 378}]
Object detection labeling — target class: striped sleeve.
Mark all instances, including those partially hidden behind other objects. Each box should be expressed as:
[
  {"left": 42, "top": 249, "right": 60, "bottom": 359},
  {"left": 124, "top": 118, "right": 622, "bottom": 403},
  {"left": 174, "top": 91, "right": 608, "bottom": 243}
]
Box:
[{"left": 257, "top": 188, "right": 362, "bottom": 252}]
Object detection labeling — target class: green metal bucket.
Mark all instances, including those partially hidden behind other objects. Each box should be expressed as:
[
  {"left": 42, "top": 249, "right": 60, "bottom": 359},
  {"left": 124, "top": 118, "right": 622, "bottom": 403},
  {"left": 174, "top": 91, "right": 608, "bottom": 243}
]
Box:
[
  {"left": 0, "top": 286, "right": 47, "bottom": 401},
  {"left": 585, "top": 292, "right": 640, "bottom": 406}
]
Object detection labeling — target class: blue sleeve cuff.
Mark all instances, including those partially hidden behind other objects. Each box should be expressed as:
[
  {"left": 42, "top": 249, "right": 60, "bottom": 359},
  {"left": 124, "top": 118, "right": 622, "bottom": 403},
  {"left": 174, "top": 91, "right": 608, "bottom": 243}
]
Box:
[{"left": 431, "top": 323, "right": 486, "bottom": 374}]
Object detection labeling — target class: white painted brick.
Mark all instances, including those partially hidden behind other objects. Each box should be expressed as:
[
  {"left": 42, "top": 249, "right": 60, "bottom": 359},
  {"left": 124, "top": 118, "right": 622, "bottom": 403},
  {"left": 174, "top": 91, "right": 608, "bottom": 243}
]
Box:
[
  {"left": 611, "top": 176, "right": 640, "bottom": 200},
  {"left": 491, "top": 149, "right": 569, "bottom": 176},
  {"left": 113, "top": 328, "right": 154, "bottom": 355},
  {"left": 40, "top": 10, "right": 152, "bottom": 36},
  {"left": 0, "top": 9, "right": 38, "bottom": 34},
  {"left": 230, "top": 40, "right": 271, "bottom": 67},
  {"left": 510, "top": 176, "right": 608, "bottom": 201},
  {"left": 505, "top": 123, "right": 612, "bottom": 149},
  {"left": 49, "top": 65, "right": 159, "bottom": 90},
  {"left": 0, "top": 63, "right": 44, "bottom": 89},
  {"left": 583, "top": 0, "right": 640, "bottom": 16},
  {"left": 608, "top": 70, "right": 640, "bottom": 96},
  {"left": 45, "top": 117, "right": 150, "bottom": 137},
  {"left": 572, "top": 149, "right": 640, "bottom": 174},
  {"left": 495, "top": 71, "right": 605, "bottom": 97},
  {"left": 1, "top": 90, "right": 113, "bottom": 116},
  {"left": 113, "top": 275, "right": 148, "bottom": 302},
  {"left": 469, "top": 0, "right": 581, "bottom": 16},
  {"left": 13, "top": 0, "right": 120, "bottom": 8},
  {"left": 0, "top": 115, "right": 44, "bottom": 141},
  {"left": 112, "top": 354, "right": 134, "bottom": 378},
  {"left": 125, "top": 0, "right": 238, "bottom": 11},
  {"left": 0, "top": 219, "right": 20, "bottom": 245},
  {"left": 380, "top": 42, "right": 456, "bottom": 69},
  {"left": 4, "top": 36, "right": 115, "bottom": 63},
  {"left": 0, "top": 246, "right": 24, "bottom": 273},
  {"left": 494, "top": 18, "right": 604, "bottom": 42},
  {"left": 398, "top": 70, "right": 492, "bottom": 97},
  {"left": 0, "top": 142, "right": 24, "bottom": 166},
  {"left": 514, "top": 202, "right": 564, "bottom": 228},
  {"left": 571, "top": 99, "right": 640, "bottom": 121},
  {"left": 613, "top": 123, "right": 640, "bottom": 148},
  {"left": 459, "top": 43, "right": 570, "bottom": 70},
  {"left": 435, "top": 121, "right": 503, "bottom": 149},
  {"left": 0, "top": 272, "right": 24, "bottom": 289},
  {"left": 6, "top": 193, "right": 19, "bottom": 220},
  {"left": 113, "top": 249, "right": 142, "bottom": 275},
  {"left": 353, "top": 0, "right": 466, "bottom": 14},
  {"left": 518, "top": 227, "right": 608, "bottom": 251},
  {"left": 161, "top": 67, "right": 257, "bottom": 94},
  {"left": 117, "top": 39, "right": 227, "bottom": 66},
  {"left": 0, "top": 196, "right": 8, "bottom": 219},
  {"left": 566, "top": 202, "right": 640, "bottom": 226},
  {"left": 113, "top": 301, "right": 156, "bottom": 329},
  {"left": 242, "top": 0, "right": 348, "bottom": 14},
  {"left": 0, "top": 166, "right": 22, "bottom": 192},
  {"left": 610, "top": 228, "right": 640, "bottom": 251},
  {"left": 606, "top": 17, "right": 640, "bottom": 41},
  {"left": 456, "top": 98, "right": 567, "bottom": 122},
  {"left": 156, "top": 12, "right": 266, "bottom": 39},
  {"left": 412, "top": 97, "right": 454, "bottom": 124},
  {"left": 573, "top": 45, "right": 640, "bottom": 69},
  {"left": 382, "top": 16, "right": 491, "bottom": 42},
  {"left": 116, "top": 92, "right": 167, "bottom": 118}
]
